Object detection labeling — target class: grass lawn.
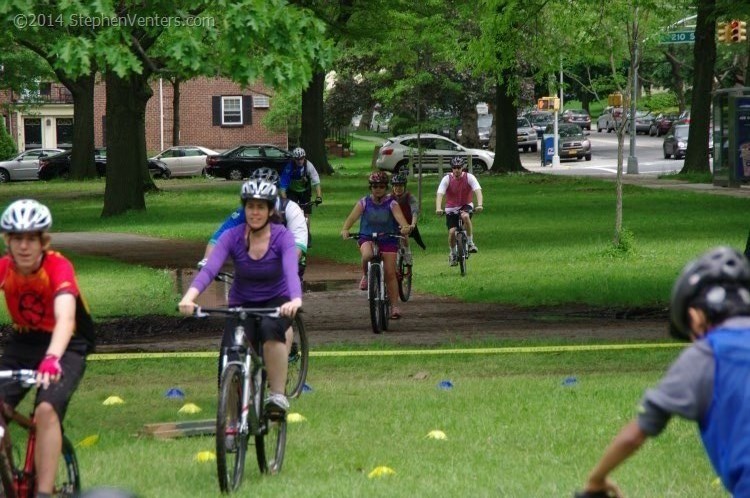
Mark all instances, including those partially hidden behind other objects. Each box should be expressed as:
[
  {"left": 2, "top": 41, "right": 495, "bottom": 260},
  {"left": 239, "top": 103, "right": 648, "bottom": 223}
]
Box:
[{"left": 45, "top": 349, "right": 724, "bottom": 497}]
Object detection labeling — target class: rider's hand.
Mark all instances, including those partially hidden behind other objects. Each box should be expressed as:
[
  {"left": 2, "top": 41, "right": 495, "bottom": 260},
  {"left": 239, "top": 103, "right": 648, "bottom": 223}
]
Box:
[
  {"left": 409, "top": 224, "right": 415, "bottom": 233},
  {"left": 341, "top": 229, "right": 351, "bottom": 240},
  {"left": 280, "top": 297, "right": 302, "bottom": 317},
  {"left": 197, "top": 258, "right": 208, "bottom": 269},
  {"left": 178, "top": 299, "right": 196, "bottom": 316},
  {"left": 315, "top": 196, "right": 323, "bottom": 205},
  {"left": 37, "top": 354, "right": 62, "bottom": 388},
  {"left": 475, "top": 205, "right": 484, "bottom": 213},
  {"left": 399, "top": 225, "right": 411, "bottom": 236},
  {"left": 436, "top": 209, "right": 444, "bottom": 216}
]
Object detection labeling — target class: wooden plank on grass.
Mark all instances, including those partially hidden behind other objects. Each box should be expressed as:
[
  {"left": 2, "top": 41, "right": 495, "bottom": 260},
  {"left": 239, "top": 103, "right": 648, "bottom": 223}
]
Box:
[{"left": 141, "top": 419, "right": 215, "bottom": 439}]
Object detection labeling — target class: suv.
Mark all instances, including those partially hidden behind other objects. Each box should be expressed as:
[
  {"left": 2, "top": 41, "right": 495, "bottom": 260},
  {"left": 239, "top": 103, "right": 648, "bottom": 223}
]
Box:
[
  {"left": 375, "top": 133, "right": 494, "bottom": 174},
  {"left": 516, "top": 117, "right": 538, "bottom": 152},
  {"left": 596, "top": 106, "right": 623, "bottom": 133}
]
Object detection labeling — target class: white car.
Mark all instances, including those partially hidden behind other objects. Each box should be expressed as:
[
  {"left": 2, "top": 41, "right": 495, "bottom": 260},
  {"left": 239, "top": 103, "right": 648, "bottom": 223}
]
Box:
[
  {"left": 375, "top": 133, "right": 494, "bottom": 174},
  {"left": 149, "top": 146, "right": 219, "bottom": 177},
  {"left": 516, "top": 117, "right": 538, "bottom": 152},
  {"left": 0, "top": 148, "right": 65, "bottom": 183}
]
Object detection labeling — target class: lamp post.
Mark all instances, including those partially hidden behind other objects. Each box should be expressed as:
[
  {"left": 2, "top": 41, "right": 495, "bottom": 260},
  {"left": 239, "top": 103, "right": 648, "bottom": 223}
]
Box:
[
  {"left": 552, "top": 60, "right": 563, "bottom": 167},
  {"left": 627, "top": 7, "right": 639, "bottom": 174}
]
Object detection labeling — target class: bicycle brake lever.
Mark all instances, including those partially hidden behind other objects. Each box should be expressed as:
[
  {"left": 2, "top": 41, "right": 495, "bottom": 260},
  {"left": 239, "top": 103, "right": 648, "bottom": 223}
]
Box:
[{"left": 194, "top": 306, "right": 209, "bottom": 318}]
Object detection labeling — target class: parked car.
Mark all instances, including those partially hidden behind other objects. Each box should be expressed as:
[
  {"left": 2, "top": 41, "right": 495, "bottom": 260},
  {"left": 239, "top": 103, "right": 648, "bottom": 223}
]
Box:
[
  {"left": 596, "top": 106, "right": 623, "bottom": 133},
  {"left": 632, "top": 111, "right": 655, "bottom": 135},
  {"left": 561, "top": 109, "right": 591, "bottom": 130},
  {"left": 516, "top": 117, "right": 538, "bottom": 152},
  {"left": 375, "top": 133, "right": 494, "bottom": 174},
  {"left": 649, "top": 113, "right": 679, "bottom": 137},
  {"left": 149, "top": 145, "right": 219, "bottom": 177},
  {"left": 478, "top": 113, "right": 493, "bottom": 148},
  {"left": 205, "top": 144, "right": 291, "bottom": 180},
  {"left": 0, "top": 148, "right": 64, "bottom": 182},
  {"left": 38, "top": 149, "right": 170, "bottom": 180},
  {"left": 663, "top": 122, "right": 713, "bottom": 159},
  {"left": 526, "top": 111, "right": 555, "bottom": 138},
  {"left": 543, "top": 123, "right": 591, "bottom": 161}
]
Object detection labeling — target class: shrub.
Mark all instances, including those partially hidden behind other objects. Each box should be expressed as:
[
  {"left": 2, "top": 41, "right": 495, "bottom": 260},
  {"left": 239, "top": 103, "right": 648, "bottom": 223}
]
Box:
[
  {"left": 0, "top": 121, "right": 17, "bottom": 160},
  {"left": 641, "top": 92, "right": 678, "bottom": 113}
]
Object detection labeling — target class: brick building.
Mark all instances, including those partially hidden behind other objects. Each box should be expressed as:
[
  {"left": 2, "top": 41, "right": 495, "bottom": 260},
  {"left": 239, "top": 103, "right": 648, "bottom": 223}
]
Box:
[{"left": 2, "top": 76, "right": 287, "bottom": 153}]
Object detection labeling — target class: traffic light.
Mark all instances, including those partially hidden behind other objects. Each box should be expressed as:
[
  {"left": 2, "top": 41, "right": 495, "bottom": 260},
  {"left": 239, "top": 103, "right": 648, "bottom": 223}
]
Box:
[
  {"left": 537, "top": 97, "right": 559, "bottom": 111},
  {"left": 716, "top": 21, "right": 728, "bottom": 44},
  {"left": 729, "top": 20, "right": 747, "bottom": 43}
]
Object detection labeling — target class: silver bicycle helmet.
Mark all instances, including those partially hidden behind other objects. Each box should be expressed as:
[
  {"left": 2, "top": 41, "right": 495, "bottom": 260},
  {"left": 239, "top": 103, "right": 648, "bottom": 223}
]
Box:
[
  {"left": 669, "top": 246, "right": 750, "bottom": 340},
  {"left": 0, "top": 199, "right": 52, "bottom": 233},
  {"left": 240, "top": 179, "right": 277, "bottom": 207},
  {"left": 450, "top": 156, "right": 466, "bottom": 169},
  {"left": 250, "top": 167, "right": 280, "bottom": 185},
  {"left": 292, "top": 147, "right": 306, "bottom": 159}
]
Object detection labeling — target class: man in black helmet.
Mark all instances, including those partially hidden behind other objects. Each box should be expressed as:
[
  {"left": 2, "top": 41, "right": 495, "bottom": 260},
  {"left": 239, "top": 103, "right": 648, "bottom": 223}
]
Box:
[{"left": 576, "top": 246, "right": 750, "bottom": 498}]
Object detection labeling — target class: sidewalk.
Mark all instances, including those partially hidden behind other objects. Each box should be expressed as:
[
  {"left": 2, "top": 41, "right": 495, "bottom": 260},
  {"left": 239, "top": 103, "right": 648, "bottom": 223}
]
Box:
[{"left": 520, "top": 155, "right": 750, "bottom": 199}]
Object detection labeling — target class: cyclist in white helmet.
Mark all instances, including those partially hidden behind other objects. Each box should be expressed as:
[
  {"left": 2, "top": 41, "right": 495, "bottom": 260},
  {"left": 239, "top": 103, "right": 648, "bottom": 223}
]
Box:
[
  {"left": 279, "top": 147, "right": 322, "bottom": 246},
  {"left": 0, "top": 199, "right": 95, "bottom": 498}
]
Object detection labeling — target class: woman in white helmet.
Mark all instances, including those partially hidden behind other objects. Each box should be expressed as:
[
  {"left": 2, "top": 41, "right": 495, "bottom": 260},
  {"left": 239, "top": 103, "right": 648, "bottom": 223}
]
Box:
[{"left": 0, "top": 199, "right": 95, "bottom": 498}]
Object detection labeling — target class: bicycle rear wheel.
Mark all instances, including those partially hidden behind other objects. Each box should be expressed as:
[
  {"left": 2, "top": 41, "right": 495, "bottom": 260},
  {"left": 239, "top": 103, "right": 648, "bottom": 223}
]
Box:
[
  {"left": 0, "top": 435, "right": 16, "bottom": 498},
  {"left": 53, "top": 435, "right": 80, "bottom": 497},
  {"left": 216, "top": 364, "right": 247, "bottom": 493},
  {"left": 398, "top": 259, "right": 412, "bottom": 302},
  {"left": 255, "top": 371, "right": 287, "bottom": 475},
  {"left": 368, "top": 265, "right": 383, "bottom": 334},
  {"left": 286, "top": 314, "right": 309, "bottom": 399},
  {"left": 456, "top": 232, "right": 467, "bottom": 276}
]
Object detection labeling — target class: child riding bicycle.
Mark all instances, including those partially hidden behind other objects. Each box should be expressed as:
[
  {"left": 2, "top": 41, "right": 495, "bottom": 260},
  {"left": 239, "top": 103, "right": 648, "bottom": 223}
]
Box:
[
  {"left": 390, "top": 173, "right": 426, "bottom": 264},
  {"left": 576, "top": 247, "right": 750, "bottom": 497},
  {"left": 341, "top": 171, "right": 411, "bottom": 319},
  {"left": 435, "top": 156, "right": 483, "bottom": 267},
  {"left": 0, "top": 199, "right": 95, "bottom": 498},
  {"left": 179, "top": 180, "right": 302, "bottom": 416}
]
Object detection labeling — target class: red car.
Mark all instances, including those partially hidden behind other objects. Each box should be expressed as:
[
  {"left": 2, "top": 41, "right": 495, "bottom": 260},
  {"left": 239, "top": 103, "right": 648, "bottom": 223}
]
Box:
[{"left": 649, "top": 113, "right": 679, "bottom": 137}]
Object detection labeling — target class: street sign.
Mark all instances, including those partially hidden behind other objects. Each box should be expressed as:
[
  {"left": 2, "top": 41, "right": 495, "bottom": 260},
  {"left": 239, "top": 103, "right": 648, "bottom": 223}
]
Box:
[{"left": 659, "top": 30, "right": 695, "bottom": 44}]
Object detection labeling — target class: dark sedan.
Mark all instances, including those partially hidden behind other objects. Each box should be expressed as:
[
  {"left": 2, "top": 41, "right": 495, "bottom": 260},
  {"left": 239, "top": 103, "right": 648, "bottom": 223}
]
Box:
[
  {"left": 38, "top": 149, "right": 170, "bottom": 180},
  {"left": 205, "top": 144, "right": 291, "bottom": 181},
  {"left": 561, "top": 109, "right": 591, "bottom": 130},
  {"left": 649, "top": 114, "right": 678, "bottom": 137}
]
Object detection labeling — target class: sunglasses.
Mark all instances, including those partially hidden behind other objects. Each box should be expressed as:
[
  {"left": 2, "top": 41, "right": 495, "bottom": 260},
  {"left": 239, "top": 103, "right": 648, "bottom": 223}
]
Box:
[
  {"left": 451, "top": 165, "right": 463, "bottom": 169},
  {"left": 370, "top": 184, "right": 387, "bottom": 189}
]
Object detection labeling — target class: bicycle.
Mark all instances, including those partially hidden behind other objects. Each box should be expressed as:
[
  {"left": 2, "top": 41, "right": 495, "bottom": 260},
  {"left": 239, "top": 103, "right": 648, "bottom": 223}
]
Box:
[
  {"left": 452, "top": 207, "right": 473, "bottom": 277},
  {"left": 194, "top": 306, "right": 290, "bottom": 493},
  {"left": 296, "top": 198, "right": 322, "bottom": 250},
  {"left": 0, "top": 369, "right": 80, "bottom": 498},
  {"left": 348, "top": 232, "right": 404, "bottom": 334},
  {"left": 214, "top": 272, "right": 309, "bottom": 399},
  {"left": 395, "top": 236, "right": 413, "bottom": 302}
]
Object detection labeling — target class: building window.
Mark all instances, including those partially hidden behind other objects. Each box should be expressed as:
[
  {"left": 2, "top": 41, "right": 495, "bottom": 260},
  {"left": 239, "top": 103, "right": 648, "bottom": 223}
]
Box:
[
  {"left": 253, "top": 95, "right": 270, "bottom": 108},
  {"left": 222, "top": 96, "right": 242, "bottom": 125}
]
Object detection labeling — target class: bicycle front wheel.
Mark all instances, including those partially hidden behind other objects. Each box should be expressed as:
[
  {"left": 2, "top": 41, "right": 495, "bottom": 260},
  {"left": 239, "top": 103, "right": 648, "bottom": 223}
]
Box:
[
  {"left": 368, "top": 265, "right": 383, "bottom": 334},
  {"left": 286, "top": 314, "right": 309, "bottom": 399},
  {"left": 456, "top": 232, "right": 467, "bottom": 276},
  {"left": 216, "top": 364, "right": 247, "bottom": 493},
  {"left": 53, "top": 435, "right": 81, "bottom": 497},
  {"left": 255, "top": 371, "right": 287, "bottom": 475},
  {"left": 0, "top": 434, "right": 16, "bottom": 498}
]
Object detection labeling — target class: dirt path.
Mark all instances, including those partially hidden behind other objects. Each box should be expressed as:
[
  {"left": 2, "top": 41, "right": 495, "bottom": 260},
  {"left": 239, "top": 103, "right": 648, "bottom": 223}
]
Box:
[{"left": 47, "top": 232, "right": 668, "bottom": 352}]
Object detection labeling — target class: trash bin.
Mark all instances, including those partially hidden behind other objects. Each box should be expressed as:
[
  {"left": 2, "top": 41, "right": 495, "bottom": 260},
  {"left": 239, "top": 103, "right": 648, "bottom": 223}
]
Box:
[{"left": 541, "top": 134, "right": 555, "bottom": 167}]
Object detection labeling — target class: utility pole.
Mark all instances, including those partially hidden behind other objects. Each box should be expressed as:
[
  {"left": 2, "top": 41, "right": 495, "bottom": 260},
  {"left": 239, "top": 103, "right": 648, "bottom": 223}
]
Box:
[
  {"left": 552, "top": 59, "right": 562, "bottom": 167},
  {"left": 627, "top": 7, "right": 639, "bottom": 174}
]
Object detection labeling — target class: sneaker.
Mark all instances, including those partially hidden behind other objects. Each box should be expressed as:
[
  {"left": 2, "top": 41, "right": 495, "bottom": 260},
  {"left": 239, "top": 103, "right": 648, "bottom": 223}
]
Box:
[
  {"left": 449, "top": 254, "right": 458, "bottom": 267},
  {"left": 265, "top": 393, "right": 289, "bottom": 416},
  {"left": 359, "top": 275, "right": 367, "bottom": 291},
  {"left": 390, "top": 306, "right": 402, "bottom": 319},
  {"left": 468, "top": 242, "right": 478, "bottom": 253}
]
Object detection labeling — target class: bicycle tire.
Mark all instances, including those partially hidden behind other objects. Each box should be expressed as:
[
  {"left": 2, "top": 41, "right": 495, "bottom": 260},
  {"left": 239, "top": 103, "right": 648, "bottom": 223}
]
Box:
[
  {"left": 398, "top": 258, "right": 412, "bottom": 302},
  {"left": 255, "top": 371, "right": 287, "bottom": 475},
  {"left": 216, "top": 364, "right": 247, "bottom": 493},
  {"left": 0, "top": 433, "right": 16, "bottom": 498},
  {"left": 380, "top": 277, "right": 390, "bottom": 331},
  {"left": 368, "top": 264, "right": 383, "bottom": 334},
  {"left": 456, "top": 232, "right": 467, "bottom": 276},
  {"left": 55, "top": 435, "right": 81, "bottom": 497},
  {"left": 286, "top": 314, "right": 309, "bottom": 399}
]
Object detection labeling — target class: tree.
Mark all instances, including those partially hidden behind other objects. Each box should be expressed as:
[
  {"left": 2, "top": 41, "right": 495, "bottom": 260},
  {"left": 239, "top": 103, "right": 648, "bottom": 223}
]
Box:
[{"left": 0, "top": 120, "right": 16, "bottom": 160}]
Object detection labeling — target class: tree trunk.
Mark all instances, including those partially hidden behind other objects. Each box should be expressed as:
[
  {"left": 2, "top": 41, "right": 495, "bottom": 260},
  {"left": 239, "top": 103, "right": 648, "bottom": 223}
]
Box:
[
  {"left": 58, "top": 73, "right": 97, "bottom": 179},
  {"left": 491, "top": 82, "right": 524, "bottom": 172},
  {"left": 101, "top": 72, "right": 154, "bottom": 217},
  {"left": 459, "top": 105, "right": 479, "bottom": 148},
  {"left": 358, "top": 106, "right": 373, "bottom": 131},
  {"left": 665, "top": 47, "right": 686, "bottom": 113},
  {"left": 680, "top": 0, "right": 715, "bottom": 174},
  {"left": 172, "top": 78, "right": 181, "bottom": 146},
  {"left": 301, "top": 71, "right": 331, "bottom": 175}
]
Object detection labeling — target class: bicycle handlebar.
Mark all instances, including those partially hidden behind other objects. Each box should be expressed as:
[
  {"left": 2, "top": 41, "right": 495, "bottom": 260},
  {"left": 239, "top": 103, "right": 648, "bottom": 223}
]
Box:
[
  {"left": 194, "top": 306, "right": 282, "bottom": 319},
  {"left": 346, "top": 232, "right": 407, "bottom": 240},
  {"left": 0, "top": 370, "right": 37, "bottom": 387}
]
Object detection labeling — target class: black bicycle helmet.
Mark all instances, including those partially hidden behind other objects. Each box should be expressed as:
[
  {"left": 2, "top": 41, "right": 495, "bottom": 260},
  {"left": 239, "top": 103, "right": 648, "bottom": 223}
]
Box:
[
  {"left": 391, "top": 173, "right": 408, "bottom": 185},
  {"left": 450, "top": 156, "right": 466, "bottom": 169},
  {"left": 669, "top": 246, "right": 750, "bottom": 340},
  {"left": 240, "top": 179, "right": 277, "bottom": 208}
]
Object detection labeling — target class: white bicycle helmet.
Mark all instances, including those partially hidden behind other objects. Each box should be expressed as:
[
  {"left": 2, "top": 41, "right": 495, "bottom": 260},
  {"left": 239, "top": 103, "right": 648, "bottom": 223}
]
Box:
[
  {"left": 240, "top": 179, "right": 277, "bottom": 207},
  {"left": 292, "top": 147, "right": 306, "bottom": 159},
  {"left": 250, "top": 167, "right": 280, "bottom": 185},
  {"left": 1, "top": 199, "right": 52, "bottom": 233}
]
